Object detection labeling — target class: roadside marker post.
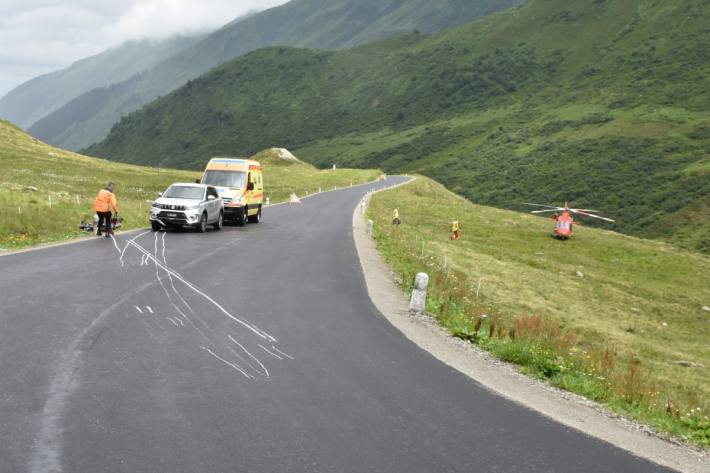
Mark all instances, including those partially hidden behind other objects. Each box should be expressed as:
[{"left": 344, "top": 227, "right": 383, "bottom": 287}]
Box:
[{"left": 409, "top": 273, "right": 429, "bottom": 315}]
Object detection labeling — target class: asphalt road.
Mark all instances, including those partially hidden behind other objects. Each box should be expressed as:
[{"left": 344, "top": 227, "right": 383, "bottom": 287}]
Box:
[{"left": 0, "top": 178, "right": 674, "bottom": 473}]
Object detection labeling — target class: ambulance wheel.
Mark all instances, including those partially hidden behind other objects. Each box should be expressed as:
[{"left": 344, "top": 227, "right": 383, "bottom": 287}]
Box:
[
  {"left": 249, "top": 206, "right": 261, "bottom": 224},
  {"left": 214, "top": 211, "right": 224, "bottom": 231},
  {"left": 151, "top": 222, "right": 161, "bottom": 232},
  {"left": 237, "top": 207, "right": 248, "bottom": 227}
]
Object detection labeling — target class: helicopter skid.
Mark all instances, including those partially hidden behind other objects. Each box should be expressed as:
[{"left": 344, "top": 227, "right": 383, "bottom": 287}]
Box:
[{"left": 552, "top": 232, "right": 573, "bottom": 240}]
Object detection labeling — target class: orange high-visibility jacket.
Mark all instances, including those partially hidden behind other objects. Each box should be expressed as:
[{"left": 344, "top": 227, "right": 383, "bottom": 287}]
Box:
[{"left": 94, "top": 189, "right": 119, "bottom": 213}]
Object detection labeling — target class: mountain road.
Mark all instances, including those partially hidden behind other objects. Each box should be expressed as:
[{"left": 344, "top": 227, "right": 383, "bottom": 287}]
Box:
[{"left": 0, "top": 177, "right": 675, "bottom": 473}]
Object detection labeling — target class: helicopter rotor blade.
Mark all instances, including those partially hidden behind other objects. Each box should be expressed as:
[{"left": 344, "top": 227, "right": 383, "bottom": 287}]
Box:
[
  {"left": 570, "top": 210, "right": 615, "bottom": 222},
  {"left": 522, "top": 203, "right": 563, "bottom": 210},
  {"left": 531, "top": 209, "right": 563, "bottom": 214},
  {"left": 570, "top": 208, "right": 599, "bottom": 213}
]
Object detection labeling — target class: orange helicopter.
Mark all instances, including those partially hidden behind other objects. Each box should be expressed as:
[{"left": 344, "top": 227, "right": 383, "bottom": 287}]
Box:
[{"left": 523, "top": 202, "right": 614, "bottom": 240}]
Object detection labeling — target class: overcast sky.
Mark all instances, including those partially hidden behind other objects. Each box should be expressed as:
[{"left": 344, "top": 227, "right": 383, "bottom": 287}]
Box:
[{"left": 0, "top": 0, "right": 289, "bottom": 98}]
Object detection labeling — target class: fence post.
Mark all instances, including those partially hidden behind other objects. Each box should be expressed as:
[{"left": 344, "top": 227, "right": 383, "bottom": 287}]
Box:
[{"left": 409, "top": 273, "right": 429, "bottom": 315}]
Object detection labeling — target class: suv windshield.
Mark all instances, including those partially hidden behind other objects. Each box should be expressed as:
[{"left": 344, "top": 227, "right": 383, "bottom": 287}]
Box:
[
  {"left": 202, "top": 170, "right": 246, "bottom": 188},
  {"left": 163, "top": 186, "right": 204, "bottom": 200}
]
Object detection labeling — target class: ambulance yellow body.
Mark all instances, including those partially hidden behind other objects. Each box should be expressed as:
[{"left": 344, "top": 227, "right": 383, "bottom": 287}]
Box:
[{"left": 201, "top": 157, "right": 264, "bottom": 226}]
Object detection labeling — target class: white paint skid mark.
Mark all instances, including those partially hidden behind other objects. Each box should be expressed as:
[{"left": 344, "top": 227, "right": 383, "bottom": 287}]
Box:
[
  {"left": 151, "top": 233, "right": 257, "bottom": 377},
  {"left": 109, "top": 234, "right": 121, "bottom": 253},
  {"left": 229, "top": 335, "right": 269, "bottom": 378},
  {"left": 258, "top": 344, "right": 283, "bottom": 360},
  {"left": 200, "top": 346, "right": 253, "bottom": 379},
  {"left": 127, "top": 238, "right": 276, "bottom": 342},
  {"left": 166, "top": 317, "right": 179, "bottom": 327},
  {"left": 135, "top": 306, "right": 144, "bottom": 314},
  {"left": 146, "top": 306, "right": 154, "bottom": 314},
  {"left": 117, "top": 231, "right": 151, "bottom": 266},
  {"left": 270, "top": 346, "right": 295, "bottom": 360}
]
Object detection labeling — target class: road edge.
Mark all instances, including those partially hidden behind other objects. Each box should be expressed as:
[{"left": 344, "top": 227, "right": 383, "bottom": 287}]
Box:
[{"left": 352, "top": 177, "right": 709, "bottom": 473}]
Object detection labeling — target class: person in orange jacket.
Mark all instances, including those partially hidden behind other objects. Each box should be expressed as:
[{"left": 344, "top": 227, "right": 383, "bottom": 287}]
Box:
[{"left": 93, "top": 182, "right": 119, "bottom": 237}]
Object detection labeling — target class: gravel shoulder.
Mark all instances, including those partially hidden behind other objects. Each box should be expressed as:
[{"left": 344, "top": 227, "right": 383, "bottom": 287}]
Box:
[{"left": 352, "top": 177, "right": 709, "bottom": 473}]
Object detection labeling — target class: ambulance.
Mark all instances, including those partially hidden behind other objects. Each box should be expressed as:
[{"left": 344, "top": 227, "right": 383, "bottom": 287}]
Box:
[{"left": 201, "top": 157, "right": 264, "bottom": 226}]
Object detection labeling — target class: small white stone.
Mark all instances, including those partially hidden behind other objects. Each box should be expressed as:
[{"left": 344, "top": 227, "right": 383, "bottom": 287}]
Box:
[{"left": 576, "top": 271, "right": 584, "bottom": 278}]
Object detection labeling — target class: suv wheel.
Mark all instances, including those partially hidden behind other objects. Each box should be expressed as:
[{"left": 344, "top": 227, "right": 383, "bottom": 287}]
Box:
[
  {"left": 214, "top": 211, "right": 224, "bottom": 231},
  {"left": 197, "top": 213, "right": 207, "bottom": 233},
  {"left": 151, "top": 221, "right": 161, "bottom": 232}
]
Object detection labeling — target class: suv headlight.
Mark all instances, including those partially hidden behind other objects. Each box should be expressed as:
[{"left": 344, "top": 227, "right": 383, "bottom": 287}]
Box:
[{"left": 186, "top": 204, "right": 201, "bottom": 211}]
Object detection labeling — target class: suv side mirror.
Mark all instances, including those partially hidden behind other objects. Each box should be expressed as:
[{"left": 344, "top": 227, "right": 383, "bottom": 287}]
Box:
[
  {"left": 207, "top": 195, "right": 216, "bottom": 201},
  {"left": 247, "top": 182, "right": 254, "bottom": 191},
  {"left": 158, "top": 192, "right": 163, "bottom": 197}
]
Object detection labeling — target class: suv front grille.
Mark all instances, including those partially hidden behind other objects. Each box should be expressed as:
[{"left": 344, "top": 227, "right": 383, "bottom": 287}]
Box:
[{"left": 155, "top": 204, "right": 187, "bottom": 211}]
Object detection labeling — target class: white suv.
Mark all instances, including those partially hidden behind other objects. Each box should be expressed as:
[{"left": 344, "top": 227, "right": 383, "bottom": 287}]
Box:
[{"left": 150, "top": 183, "right": 224, "bottom": 232}]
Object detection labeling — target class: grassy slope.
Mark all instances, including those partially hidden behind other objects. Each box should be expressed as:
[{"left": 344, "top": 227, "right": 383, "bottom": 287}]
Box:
[
  {"left": 86, "top": 0, "right": 710, "bottom": 253},
  {"left": 34, "top": 0, "right": 522, "bottom": 151},
  {"left": 0, "top": 121, "right": 378, "bottom": 249},
  {"left": 369, "top": 177, "right": 709, "bottom": 445}
]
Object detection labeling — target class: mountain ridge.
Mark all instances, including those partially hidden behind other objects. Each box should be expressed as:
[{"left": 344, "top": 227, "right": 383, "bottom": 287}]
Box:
[
  {"left": 0, "top": 35, "right": 205, "bottom": 129},
  {"left": 26, "top": 0, "right": 524, "bottom": 150}
]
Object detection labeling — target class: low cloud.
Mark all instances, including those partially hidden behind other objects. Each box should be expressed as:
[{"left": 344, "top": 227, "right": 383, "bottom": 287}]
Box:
[
  {"left": 0, "top": 0, "right": 289, "bottom": 97},
  {"left": 104, "top": 0, "right": 287, "bottom": 43}
]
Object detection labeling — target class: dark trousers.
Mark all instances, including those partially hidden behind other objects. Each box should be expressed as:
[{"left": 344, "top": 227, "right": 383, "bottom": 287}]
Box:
[{"left": 96, "top": 211, "right": 112, "bottom": 235}]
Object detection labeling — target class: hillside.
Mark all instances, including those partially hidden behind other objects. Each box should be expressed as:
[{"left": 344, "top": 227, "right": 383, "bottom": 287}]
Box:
[
  {"left": 0, "top": 35, "right": 204, "bottom": 129},
  {"left": 86, "top": 0, "right": 710, "bottom": 252},
  {"left": 0, "top": 121, "right": 378, "bottom": 249},
  {"left": 369, "top": 177, "right": 710, "bottom": 446},
  {"left": 29, "top": 0, "right": 523, "bottom": 150}
]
